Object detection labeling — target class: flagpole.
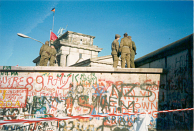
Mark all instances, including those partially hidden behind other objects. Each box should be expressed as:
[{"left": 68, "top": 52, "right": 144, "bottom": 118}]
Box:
[
  {"left": 49, "top": 29, "right": 51, "bottom": 46},
  {"left": 52, "top": 11, "right": 55, "bottom": 32},
  {"left": 50, "top": 8, "right": 58, "bottom": 44},
  {"left": 51, "top": 7, "right": 55, "bottom": 46}
]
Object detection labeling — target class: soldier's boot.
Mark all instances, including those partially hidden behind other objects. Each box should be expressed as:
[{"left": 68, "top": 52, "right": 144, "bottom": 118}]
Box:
[
  {"left": 44, "top": 58, "right": 49, "bottom": 66},
  {"left": 50, "top": 61, "right": 54, "bottom": 66},
  {"left": 130, "top": 54, "right": 135, "bottom": 68},
  {"left": 131, "top": 61, "right": 135, "bottom": 68},
  {"left": 121, "top": 53, "right": 126, "bottom": 68},
  {"left": 126, "top": 54, "right": 130, "bottom": 68},
  {"left": 39, "top": 57, "right": 45, "bottom": 66},
  {"left": 121, "top": 59, "right": 126, "bottom": 68},
  {"left": 113, "top": 55, "right": 119, "bottom": 68}
]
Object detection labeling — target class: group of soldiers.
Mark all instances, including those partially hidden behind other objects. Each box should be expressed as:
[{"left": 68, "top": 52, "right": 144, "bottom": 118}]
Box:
[
  {"left": 39, "top": 40, "right": 57, "bottom": 66},
  {"left": 111, "top": 32, "right": 137, "bottom": 68}
]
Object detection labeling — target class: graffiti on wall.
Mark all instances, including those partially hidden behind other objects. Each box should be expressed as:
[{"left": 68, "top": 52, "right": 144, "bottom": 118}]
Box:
[
  {"left": 0, "top": 70, "right": 160, "bottom": 131},
  {"left": 0, "top": 88, "right": 28, "bottom": 108},
  {"left": 157, "top": 51, "right": 193, "bottom": 130}
]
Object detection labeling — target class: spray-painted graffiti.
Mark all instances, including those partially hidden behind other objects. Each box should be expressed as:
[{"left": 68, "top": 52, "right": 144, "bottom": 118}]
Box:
[
  {"left": 156, "top": 51, "right": 193, "bottom": 130},
  {"left": 1, "top": 66, "right": 18, "bottom": 76},
  {"left": 0, "top": 88, "right": 28, "bottom": 108},
  {"left": 0, "top": 71, "right": 160, "bottom": 131}
]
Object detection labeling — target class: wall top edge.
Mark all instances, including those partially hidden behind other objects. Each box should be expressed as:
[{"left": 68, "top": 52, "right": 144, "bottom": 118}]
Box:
[{"left": 0, "top": 66, "right": 165, "bottom": 74}]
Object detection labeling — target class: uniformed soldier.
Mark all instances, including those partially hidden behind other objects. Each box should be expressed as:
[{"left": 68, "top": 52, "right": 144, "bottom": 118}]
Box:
[
  {"left": 119, "top": 33, "right": 132, "bottom": 68},
  {"left": 39, "top": 41, "right": 51, "bottom": 66},
  {"left": 49, "top": 40, "right": 57, "bottom": 66},
  {"left": 128, "top": 36, "right": 137, "bottom": 68},
  {"left": 111, "top": 34, "right": 121, "bottom": 68}
]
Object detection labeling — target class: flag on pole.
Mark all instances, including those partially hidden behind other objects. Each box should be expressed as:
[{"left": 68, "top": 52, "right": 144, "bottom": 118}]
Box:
[
  {"left": 51, "top": 7, "right": 55, "bottom": 12},
  {"left": 50, "top": 32, "right": 58, "bottom": 41},
  {"left": 51, "top": 7, "right": 55, "bottom": 32}
]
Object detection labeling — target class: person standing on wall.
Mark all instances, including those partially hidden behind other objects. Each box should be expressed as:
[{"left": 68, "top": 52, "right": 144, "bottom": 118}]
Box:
[
  {"left": 49, "top": 40, "right": 57, "bottom": 66},
  {"left": 119, "top": 33, "right": 132, "bottom": 68},
  {"left": 128, "top": 36, "right": 137, "bottom": 68},
  {"left": 111, "top": 34, "right": 121, "bottom": 68},
  {"left": 39, "top": 41, "right": 51, "bottom": 66}
]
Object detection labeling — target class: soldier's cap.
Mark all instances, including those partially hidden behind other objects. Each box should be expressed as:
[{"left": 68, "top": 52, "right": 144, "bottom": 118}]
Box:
[
  {"left": 115, "top": 34, "right": 121, "bottom": 38},
  {"left": 45, "top": 41, "right": 49, "bottom": 45},
  {"left": 124, "top": 32, "right": 128, "bottom": 35}
]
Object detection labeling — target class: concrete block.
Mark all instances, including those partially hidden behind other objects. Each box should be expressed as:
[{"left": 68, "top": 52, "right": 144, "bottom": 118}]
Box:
[{"left": 0, "top": 66, "right": 164, "bottom": 130}]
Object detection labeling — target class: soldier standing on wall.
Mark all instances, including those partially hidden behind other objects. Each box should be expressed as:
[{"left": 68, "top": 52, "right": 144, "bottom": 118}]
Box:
[
  {"left": 49, "top": 40, "right": 57, "bottom": 66},
  {"left": 119, "top": 33, "right": 132, "bottom": 68},
  {"left": 128, "top": 36, "right": 137, "bottom": 68},
  {"left": 39, "top": 41, "right": 51, "bottom": 66},
  {"left": 111, "top": 34, "right": 121, "bottom": 68}
]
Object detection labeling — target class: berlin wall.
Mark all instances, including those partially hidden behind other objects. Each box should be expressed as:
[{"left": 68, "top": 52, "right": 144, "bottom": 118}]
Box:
[
  {"left": 0, "top": 66, "right": 163, "bottom": 131},
  {"left": 135, "top": 34, "right": 193, "bottom": 130}
]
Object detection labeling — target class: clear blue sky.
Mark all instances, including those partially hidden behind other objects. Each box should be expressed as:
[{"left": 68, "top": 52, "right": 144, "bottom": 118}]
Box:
[{"left": 0, "top": 0, "right": 193, "bottom": 66}]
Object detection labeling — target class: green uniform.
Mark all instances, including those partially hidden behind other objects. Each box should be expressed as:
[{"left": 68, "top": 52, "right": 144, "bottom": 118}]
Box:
[
  {"left": 111, "top": 39, "right": 120, "bottom": 68},
  {"left": 39, "top": 44, "right": 51, "bottom": 66},
  {"left": 130, "top": 41, "right": 136, "bottom": 68},
  {"left": 119, "top": 37, "right": 132, "bottom": 68},
  {"left": 50, "top": 47, "right": 57, "bottom": 66}
]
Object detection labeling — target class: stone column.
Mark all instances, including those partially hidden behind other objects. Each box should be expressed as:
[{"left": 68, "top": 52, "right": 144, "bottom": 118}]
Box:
[
  {"left": 60, "top": 54, "right": 67, "bottom": 67},
  {"left": 59, "top": 46, "right": 69, "bottom": 67}
]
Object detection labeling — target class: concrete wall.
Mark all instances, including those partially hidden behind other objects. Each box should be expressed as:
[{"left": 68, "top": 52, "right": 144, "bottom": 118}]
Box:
[
  {"left": 0, "top": 66, "right": 163, "bottom": 131},
  {"left": 135, "top": 34, "right": 193, "bottom": 130}
]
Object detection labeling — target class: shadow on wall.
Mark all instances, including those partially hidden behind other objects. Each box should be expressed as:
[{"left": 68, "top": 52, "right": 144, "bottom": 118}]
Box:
[
  {"left": 157, "top": 63, "right": 193, "bottom": 131},
  {"left": 134, "top": 33, "right": 193, "bottom": 131}
]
